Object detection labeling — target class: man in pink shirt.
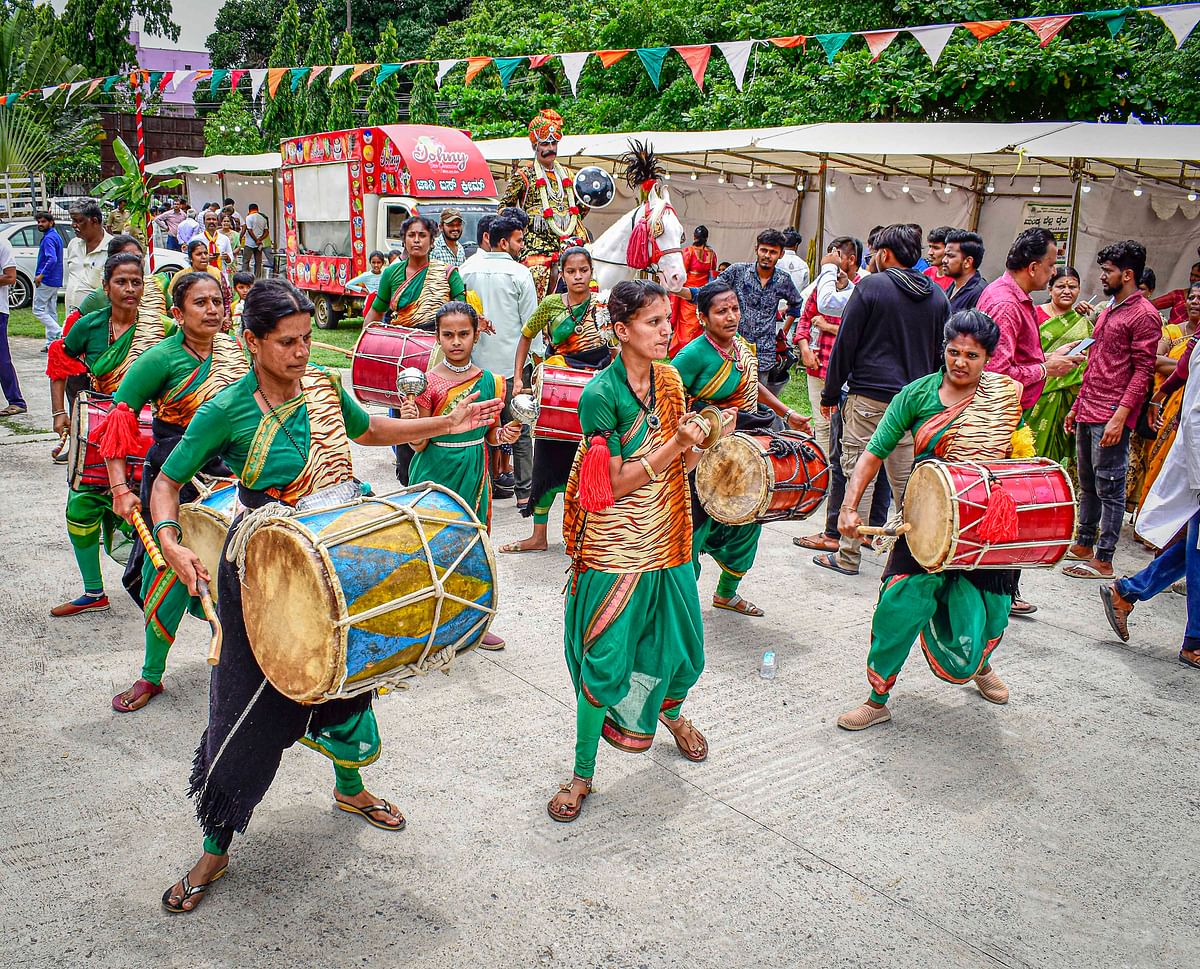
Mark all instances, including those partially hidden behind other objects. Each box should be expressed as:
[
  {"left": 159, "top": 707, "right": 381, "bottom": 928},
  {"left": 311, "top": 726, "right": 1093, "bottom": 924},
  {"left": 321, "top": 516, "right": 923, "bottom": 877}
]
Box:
[{"left": 1063, "top": 241, "right": 1163, "bottom": 580}]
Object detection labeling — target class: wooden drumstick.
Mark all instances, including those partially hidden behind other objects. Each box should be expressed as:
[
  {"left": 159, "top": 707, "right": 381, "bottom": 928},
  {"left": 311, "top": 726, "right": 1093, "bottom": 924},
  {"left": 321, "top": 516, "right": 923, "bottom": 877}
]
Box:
[
  {"left": 197, "top": 578, "right": 223, "bottom": 666},
  {"left": 311, "top": 340, "right": 354, "bottom": 357},
  {"left": 857, "top": 523, "right": 913, "bottom": 537},
  {"left": 130, "top": 507, "right": 167, "bottom": 571}
]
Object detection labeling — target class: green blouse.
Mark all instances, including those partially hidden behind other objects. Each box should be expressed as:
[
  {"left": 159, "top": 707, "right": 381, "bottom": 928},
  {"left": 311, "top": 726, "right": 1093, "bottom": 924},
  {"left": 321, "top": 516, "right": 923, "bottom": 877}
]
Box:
[
  {"left": 113, "top": 329, "right": 240, "bottom": 413},
  {"left": 373, "top": 259, "right": 465, "bottom": 311},
  {"left": 160, "top": 368, "right": 370, "bottom": 490},
  {"left": 866, "top": 372, "right": 947, "bottom": 461}
]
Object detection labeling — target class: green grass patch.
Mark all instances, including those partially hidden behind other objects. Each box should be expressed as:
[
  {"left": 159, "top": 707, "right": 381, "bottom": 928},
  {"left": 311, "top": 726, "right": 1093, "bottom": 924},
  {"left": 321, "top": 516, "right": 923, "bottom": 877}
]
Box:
[{"left": 7, "top": 307, "right": 57, "bottom": 340}]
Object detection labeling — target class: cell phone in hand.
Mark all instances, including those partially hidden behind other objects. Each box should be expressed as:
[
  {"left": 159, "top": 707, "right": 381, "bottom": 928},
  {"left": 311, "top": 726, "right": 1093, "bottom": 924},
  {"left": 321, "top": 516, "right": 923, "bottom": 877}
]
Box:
[{"left": 1067, "top": 337, "right": 1095, "bottom": 357}]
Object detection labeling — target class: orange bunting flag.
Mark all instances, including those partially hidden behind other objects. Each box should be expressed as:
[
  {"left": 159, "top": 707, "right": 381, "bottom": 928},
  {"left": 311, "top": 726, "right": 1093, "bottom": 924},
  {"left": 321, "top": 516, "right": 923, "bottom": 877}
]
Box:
[
  {"left": 596, "top": 50, "right": 631, "bottom": 67},
  {"left": 863, "top": 30, "right": 899, "bottom": 61},
  {"left": 769, "top": 35, "right": 807, "bottom": 49},
  {"left": 349, "top": 63, "right": 377, "bottom": 83},
  {"left": 1024, "top": 15, "right": 1074, "bottom": 47},
  {"left": 675, "top": 45, "right": 712, "bottom": 89},
  {"left": 963, "top": 20, "right": 1011, "bottom": 41},
  {"left": 464, "top": 57, "right": 492, "bottom": 85},
  {"left": 266, "top": 67, "right": 288, "bottom": 97},
  {"left": 87, "top": 78, "right": 102, "bottom": 96}
]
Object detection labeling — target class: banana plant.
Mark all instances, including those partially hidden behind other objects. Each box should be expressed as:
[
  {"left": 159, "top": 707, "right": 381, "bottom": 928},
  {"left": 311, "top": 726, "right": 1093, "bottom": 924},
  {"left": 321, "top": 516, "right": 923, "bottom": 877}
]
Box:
[{"left": 92, "top": 136, "right": 193, "bottom": 247}]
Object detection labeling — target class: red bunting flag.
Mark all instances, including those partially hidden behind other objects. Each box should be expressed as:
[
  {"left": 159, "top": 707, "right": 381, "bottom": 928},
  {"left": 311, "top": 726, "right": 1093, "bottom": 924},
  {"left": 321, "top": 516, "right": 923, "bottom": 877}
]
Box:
[
  {"left": 769, "top": 35, "right": 807, "bottom": 49},
  {"left": 528, "top": 54, "right": 552, "bottom": 69},
  {"left": 1024, "top": 15, "right": 1074, "bottom": 47},
  {"left": 596, "top": 50, "right": 631, "bottom": 67},
  {"left": 963, "top": 20, "right": 1011, "bottom": 41},
  {"left": 464, "top": 57, "right": 492, "bottom": 85},
  {"left": 157, "top": 71, "right": 174, "bottom": 92},
  {"left": 230, "top": 70, "right": 246, "bottom": 92},
  {"left": 863, "top": 30, "right": 899, "bottom": 62},
  {"left": 675, "top": 45, "right": 712, "bottom": 89}
]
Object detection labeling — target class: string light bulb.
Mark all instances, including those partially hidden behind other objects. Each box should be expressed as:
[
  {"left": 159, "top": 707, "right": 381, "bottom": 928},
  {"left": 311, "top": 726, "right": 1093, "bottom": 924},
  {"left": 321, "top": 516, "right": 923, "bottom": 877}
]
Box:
[
  {"left": 690, "top": 171, "right": 697, "bottom": 181},
  {"left": 864, "top": 181, "right": 873, "bottom": 193},
  {"left": 826, "top": 175, "right": 837, "bottom": 194},
  {"left": 901, "top": 178, "right": 910, "bottom": 194},
  {"left": 764, "top": 175, "right": 774, "bottom": 189},
  {"left": 1189, "top": 185, "right": 1198, "bottom": 202},
  {"left": 1133, "top": 178, "right": 1144, "bottom": 197},
  {"left": 717, "top": 172, "right": 726, "bottom": 185},
  {"left": 943, "top": 183, "right": 953, "bottom": 194},
  {"left": 1081, "top": 176, "right": 1092, "bottom": 194},
  {"left": 985, "top": 176, "right": 996, "bottom": 194},
  {"left": 1032, "top": 175, "right": 1042, "bottom": 194}
]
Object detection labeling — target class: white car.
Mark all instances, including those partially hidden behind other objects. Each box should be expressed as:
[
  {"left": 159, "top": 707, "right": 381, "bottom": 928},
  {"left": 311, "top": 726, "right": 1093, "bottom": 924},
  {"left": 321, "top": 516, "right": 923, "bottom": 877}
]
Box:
[{"left": 1, "top": 220, "right": 187, "bottom": 309}]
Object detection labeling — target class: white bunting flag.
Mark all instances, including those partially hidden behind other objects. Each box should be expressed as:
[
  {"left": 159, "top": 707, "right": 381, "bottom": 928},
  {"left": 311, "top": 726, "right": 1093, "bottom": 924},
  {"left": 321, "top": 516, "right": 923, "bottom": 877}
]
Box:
[
  {"left": 435, "top": 60, "right": 457, "bottom": 88},
  {"left": 1147, "top": 4, "right": 1200, "bottom": 48},
  {"left": 249, "top": 69, "right": 268, "bottom": 98},
  {"left": 326, "top": 64, "right": 353, "bottom": 85},
  {"left": 908, "top": 24, "right": 958, "bottom": 66},
  {"left": 558, "top": 51, "right": 590, "bottom": 96},
  {"left": 170, "top": 70, "right": 194, "bottom": 92},
  {"left": 41, "top": 85, "right": 59, "bottom": 101},
  {"left": 65, "top": 80, "right": 89, "bottom": 104},
  {"left": 717, "top": 40, "right": 754, "bottom": 91}
]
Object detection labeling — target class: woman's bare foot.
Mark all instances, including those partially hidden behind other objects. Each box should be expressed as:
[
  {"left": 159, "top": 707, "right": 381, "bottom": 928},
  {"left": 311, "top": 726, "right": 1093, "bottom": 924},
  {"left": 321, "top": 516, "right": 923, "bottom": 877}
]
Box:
[
  {"left": 547, "top": 775, "right": 591, "bottom": 822},
  {"left": 162, "top": 851, "right": 228, "bottom": 913}
]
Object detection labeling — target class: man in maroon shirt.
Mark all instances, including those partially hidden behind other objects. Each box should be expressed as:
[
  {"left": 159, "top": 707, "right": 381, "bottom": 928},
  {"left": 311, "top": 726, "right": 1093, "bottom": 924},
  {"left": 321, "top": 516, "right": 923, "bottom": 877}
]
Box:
[
  {"left": 976, "top": 227, "right": 1082, "bottom": 615},
  {"left": 1063, "top": 241, "right": 1163, "bottom": 580}
]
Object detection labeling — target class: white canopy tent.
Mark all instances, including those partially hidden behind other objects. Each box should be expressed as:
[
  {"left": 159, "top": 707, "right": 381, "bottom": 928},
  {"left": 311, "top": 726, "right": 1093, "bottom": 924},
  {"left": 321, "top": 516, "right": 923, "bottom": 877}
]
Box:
[{"left": 147, "top": 153, "right": 284, "bottom": 246}]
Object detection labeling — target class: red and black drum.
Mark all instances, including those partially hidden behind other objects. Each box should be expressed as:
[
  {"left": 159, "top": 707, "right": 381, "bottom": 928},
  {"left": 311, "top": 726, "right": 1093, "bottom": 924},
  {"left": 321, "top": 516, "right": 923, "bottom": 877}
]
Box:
[
  {"left": 67, "top": 391, "right": 153, "bottom": 491},
  {"left": 695, "top": 431, "right": 830, "bottom": 525},
  {"left": 350, "top": 324, "right": 442, "bottom": 408},
  {"left": 532, "top": 364, "right": 600, "bottom": 443}
]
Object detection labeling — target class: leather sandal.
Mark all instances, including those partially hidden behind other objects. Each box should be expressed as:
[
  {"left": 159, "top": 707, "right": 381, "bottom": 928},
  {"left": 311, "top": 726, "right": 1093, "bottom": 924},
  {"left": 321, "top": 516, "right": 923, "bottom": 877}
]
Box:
[
  {"left": 658, "top": 713, "right": 709, "bottom": 762},
  {"left": 547, "top": 775, "right": 592, "bottom": 822},
  {"left": 335, "top": 795, "right": 406, "bottom": 831},
  {"left": 1100, "top": 584, "right": 1133, "bottom": 642},
  {"left": 112, "top": 678, "right": 163, "bottom": 713}
]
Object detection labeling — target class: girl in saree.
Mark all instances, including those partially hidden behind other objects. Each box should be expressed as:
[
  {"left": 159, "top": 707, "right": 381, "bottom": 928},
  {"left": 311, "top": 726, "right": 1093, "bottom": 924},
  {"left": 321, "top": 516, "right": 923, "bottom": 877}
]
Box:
[
  {"left": 671, "top": 279, "right": 810, "bottom": 617},
  {"left": 547, "top": 280, "right": 734, "bottom": 822},
  {"left": 403, "top": 300, "right": 520, "bottom": 649},
  {"left": 1026, "top": 268, "right": 1094, "bottom": 467},
  {"left": 837, "top": 310, "right": 1030, "bottom": 731}
]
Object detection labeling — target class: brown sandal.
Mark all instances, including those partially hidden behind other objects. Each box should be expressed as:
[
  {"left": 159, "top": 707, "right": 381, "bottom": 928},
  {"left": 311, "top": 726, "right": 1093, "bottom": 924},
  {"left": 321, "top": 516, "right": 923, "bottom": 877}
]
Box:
[
  {"left": 547, "top": 775, "right": 592, "bottom": 822},
  {"left": 658, "top": 713, "right": 709, "bottom": 762}
]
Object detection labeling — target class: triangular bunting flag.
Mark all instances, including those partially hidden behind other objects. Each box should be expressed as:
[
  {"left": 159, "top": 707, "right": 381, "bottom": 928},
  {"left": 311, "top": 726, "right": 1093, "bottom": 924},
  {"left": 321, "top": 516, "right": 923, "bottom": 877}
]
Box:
[
  {"left": 40, "top": 85, "right": 58, "bottom": 101},
  {"left": 349, "top": 64, "right": 377, "bottom": 83},
  {"left": 815, "top": 32, "right": 852, "bottom": 63},
  {"left": 717, "top": 40, "right": 754, "bottom": 89},
  {"left": 170, "top": 70, "right": 193, "bottom": 92},
  {"left": 249, "top": 69, "right": 268, "bottom": 98},
  {"left": 103, "top": 75, "right": 121, "bottom": 92},
  {"left": 596, "top": 50, "right": 631, "bottom": 68},
  {"left": 87, "top": 78, "right": 102, "bottom": 96},
  {"left": 436, "top": 60, "right": 457, "bottom": 87},
  {"left": 963, "top": 20, "right": 1010, "bottom": 41},
  {"left": 464, "top": 57, "right": 492, "bottom": 85},
  {"left": 289, "top": 67, "right": 309, "bottom": 92},
  {"left": 494, "top": 56, "right": 526, "bottom": 89},
  {"left": 267, "top": 67, "right": 288, "bottom": 97},
  {"left": 193, "top": 70, "right": 213, "bottom": 84},
  {"left": 558, "top": 52, "right": 590, "bottom": 96},
  {"left": 1147, "top": 4, "right": 1200, "bottom": 47},
  {"left": 635, "top": 48, "right": 669, "bottom": 89},
  {"left": 65, "top": 80, "right": 88, "bottom": 104},
  {"left": 326, "top": 65, "right": 353, "bottom": 85},
  {"left": 210, "top": 69, "right": 229, "bottom": 96},
  {"left": 908, "top": 24, "right": 957, "bottom": 66},
  {"left": 675, "top": 45, "right": 712, "bottom": 89},
  {"left": 147, "top": 71, "right": 164, "bottom": 91},
  {"left": 157, "top": 71, "right": 174, "bottom": 92},
  {"left": 1085, "top": 9, "right": 1131, "bottom": 39},
  {"left": 308, "top": 66, "right": 329, "bottom": 87},
  {"left": 528, "top": 54, "right": 552, "bottom": 69},
  {"left": 1023, "top": 15, "right": 1074, "bottom": 46},
  {"left": 374, "top": 64, "right": 403, "bottom": 85},
  {"left": 230, "top": 70, "right": 246, "bottom": 92},
  {"left": 863, "top": 30, "right": 899, "bottom": 61},
  {"left": 769, "top": 36, "right": 806, "bottom": 49}
]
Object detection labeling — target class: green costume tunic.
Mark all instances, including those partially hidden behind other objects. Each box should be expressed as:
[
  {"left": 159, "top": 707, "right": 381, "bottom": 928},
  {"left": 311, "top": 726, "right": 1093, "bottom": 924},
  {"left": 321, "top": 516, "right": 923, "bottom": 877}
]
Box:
[
  {"left": 371, "top": 259, "right": 465, "bottom": 330},
  {"left": 407, "top": 368, "right": 504, "bottom": 526},
  {"left": 862, "top": 370, "right": 1024, "bottom": 704},
  {"left": 671, "top": 332, "right": 763, "bottom": 599},
  {"left": 561, "top": 357, "right": 704, "bottom": 776},
  {"left": 162, "top": 367, "right": 380, "bottom": 854},
  {"left": 112, "top": 329, "right": 247, "bottom": 685}
]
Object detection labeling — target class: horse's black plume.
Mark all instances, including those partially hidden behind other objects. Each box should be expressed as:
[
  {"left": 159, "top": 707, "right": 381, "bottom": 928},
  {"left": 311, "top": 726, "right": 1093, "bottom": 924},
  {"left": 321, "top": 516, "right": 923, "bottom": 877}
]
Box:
[{"left": 619, "top": 139, "right": 664, "bottom": 191}]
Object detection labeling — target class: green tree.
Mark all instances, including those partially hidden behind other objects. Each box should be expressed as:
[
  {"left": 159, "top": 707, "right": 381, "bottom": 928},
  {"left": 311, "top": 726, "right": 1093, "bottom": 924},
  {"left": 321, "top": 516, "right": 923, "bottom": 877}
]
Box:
[
  {"left": 59, "top": 0, "right": 179, "bottom": 76},
  {"left": 326, "top": 31, "right": 359, "bottom": 131},
  {"left": 303, "top": 4, "right": 334, "bottom": 135},
  {"left": 261, "top": 0, "right": 305, "bottom": 144},
  {"left": 204, "top": 89, "right": 268, "bottom": 155},
  {"left": 408, "top": 62, "right": 439, "bottom": 125},
  {"left": 365, "top": 20, "right": 401, "bottom": 126}
]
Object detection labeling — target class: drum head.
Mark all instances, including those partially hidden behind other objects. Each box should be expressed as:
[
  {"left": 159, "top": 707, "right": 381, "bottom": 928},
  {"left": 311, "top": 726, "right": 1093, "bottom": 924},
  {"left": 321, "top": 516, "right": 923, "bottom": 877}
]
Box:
[
  {"left": 242, "top": 519, "right": 346, "bottom": 703},
  {"left": 695, "top": 433, "right": 768, "bottom": 526},
  {"left": 903, "top": 462, "right": 955, "bottom": 570},
  {"left": 179, "top": 505, "right": 233, "bottom": 605}
]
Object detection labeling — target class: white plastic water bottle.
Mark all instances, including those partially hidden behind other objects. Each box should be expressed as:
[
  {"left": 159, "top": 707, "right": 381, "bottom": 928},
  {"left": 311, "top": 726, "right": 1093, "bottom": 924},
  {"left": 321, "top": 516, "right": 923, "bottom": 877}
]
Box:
[{"left": 759, "top": 650, "right": 778, "bottom": 679}]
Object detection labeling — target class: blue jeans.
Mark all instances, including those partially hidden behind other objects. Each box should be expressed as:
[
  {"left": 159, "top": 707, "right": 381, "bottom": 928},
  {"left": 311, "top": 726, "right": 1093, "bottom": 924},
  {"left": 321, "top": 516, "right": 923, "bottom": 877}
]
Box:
[
  {"left": 1116, "top": 510, "right": 1200, "bottom": 651},
  {"left": 33, "top": 284, "right": 61, "bottom": 341},
  {"left": 0, "top": 313, "right": 26, "bottom": 408},
  {"left": 1075, "top": 421, "right": 1131, "bottom": 563}
]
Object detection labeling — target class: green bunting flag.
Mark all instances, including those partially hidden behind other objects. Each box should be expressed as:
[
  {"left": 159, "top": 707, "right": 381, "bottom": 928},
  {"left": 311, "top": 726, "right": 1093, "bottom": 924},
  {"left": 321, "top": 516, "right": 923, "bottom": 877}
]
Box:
[
  {"left": 103, "top": 75, "right": 120, "bottom": 92},
  {"left": 148, "top": 71, "right": 164, "bottom": 91},
  {"left": 636, "top": 47, "right": 669, "bottom": 88},
  {"left": 210, "top": 69, "right": 229, "bottom": 96},
  {"left": 494, "top": 56, "right": 526, "bottom": 89},
  {"left": 1087, "top": 7, "right": 1135, "bottom": 37},
  {"left": 815, "top": 32, "right": 853, "bottom": 63},
  {"left": 289, "top": 67, "right": 310, "bottom": 92},
  {"left": 375, "top": 63, "right": 403, "bottom": 85}
]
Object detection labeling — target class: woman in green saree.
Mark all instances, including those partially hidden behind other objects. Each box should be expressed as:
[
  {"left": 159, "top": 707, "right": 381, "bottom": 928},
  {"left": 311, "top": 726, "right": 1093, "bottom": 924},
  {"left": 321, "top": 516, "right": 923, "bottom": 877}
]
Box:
[{"left": 1026, "top": 267, "right": 1094, "bottom": 467}]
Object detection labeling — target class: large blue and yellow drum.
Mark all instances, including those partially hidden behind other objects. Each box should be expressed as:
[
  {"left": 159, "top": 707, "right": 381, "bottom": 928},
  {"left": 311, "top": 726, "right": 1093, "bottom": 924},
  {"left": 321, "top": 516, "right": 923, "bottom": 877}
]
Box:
[{"left": 239, "top": 484, "right": 496, "bottom": 703}]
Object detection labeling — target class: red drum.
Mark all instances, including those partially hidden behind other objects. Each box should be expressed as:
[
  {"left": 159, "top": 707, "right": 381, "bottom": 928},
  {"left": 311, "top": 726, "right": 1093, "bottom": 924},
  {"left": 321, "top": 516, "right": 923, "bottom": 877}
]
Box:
[
  {"left": 350, "top": 324, "right": 441, "bottom": 407},
  {"left": 695, "top": 431, "right": 830, "bottom": 525},
  {"left": 533, "top": 364, "right": 599, "bottom": 443},
  {"left": 903, "top": 458, "right": 1076, "bottom": 571},
  {"left": 67, "top": 391, "right": 154, "bottom": 491}
]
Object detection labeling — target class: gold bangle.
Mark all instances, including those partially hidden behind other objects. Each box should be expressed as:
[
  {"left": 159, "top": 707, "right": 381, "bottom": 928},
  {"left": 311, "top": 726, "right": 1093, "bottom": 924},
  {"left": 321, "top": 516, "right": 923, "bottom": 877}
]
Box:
[{"left": 639, "top": 457, "right": 662, "bottom": 481}]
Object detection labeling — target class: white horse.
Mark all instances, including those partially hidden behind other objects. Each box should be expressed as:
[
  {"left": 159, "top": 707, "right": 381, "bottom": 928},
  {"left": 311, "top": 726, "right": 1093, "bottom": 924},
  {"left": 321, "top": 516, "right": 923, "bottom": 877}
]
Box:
[{"left": 587, "top": 180, "right": 687, "bottom": 293}]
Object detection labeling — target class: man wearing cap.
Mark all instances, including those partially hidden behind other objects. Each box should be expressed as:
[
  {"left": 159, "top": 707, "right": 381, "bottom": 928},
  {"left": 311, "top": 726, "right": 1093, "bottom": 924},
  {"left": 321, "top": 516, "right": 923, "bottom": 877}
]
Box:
[
  {"left": 500, "top": 109, "right": 590, "bottom": 298},
  {"left": 431, "top": 208, "right": 466, "bottom": 268}
]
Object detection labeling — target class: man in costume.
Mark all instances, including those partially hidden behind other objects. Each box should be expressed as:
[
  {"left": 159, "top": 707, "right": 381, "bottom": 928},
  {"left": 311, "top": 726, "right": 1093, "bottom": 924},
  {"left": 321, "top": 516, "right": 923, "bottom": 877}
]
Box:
[{"left": 500, "top": 109, "right": 588, "bottom": 299}]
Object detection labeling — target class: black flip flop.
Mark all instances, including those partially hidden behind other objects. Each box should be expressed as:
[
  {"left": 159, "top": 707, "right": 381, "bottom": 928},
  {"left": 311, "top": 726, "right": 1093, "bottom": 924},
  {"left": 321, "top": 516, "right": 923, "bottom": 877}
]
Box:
[
  {"left": 162, "top": 866, "right": 227, "bottom": 914},
  {"left": 812, "top": 552, "right": 858, "bottom": 576}
]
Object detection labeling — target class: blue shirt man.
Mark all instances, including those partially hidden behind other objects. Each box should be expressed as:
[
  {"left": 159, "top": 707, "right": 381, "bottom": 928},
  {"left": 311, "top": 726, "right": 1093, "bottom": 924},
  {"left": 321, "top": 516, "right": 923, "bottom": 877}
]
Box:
[{"left": 34, "top": 212, "right": 64, "bottom": 344}]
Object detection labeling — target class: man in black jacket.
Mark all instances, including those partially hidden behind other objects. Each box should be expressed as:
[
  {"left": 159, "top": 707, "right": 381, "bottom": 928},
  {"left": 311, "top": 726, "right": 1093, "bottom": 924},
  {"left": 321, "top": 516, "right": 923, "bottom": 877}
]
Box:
[
  {"left": 815, "top": 223, "right": 949, "bottom": 576},
  {"left": 943, "top": 229, "right": 987, "bottom": 312}
]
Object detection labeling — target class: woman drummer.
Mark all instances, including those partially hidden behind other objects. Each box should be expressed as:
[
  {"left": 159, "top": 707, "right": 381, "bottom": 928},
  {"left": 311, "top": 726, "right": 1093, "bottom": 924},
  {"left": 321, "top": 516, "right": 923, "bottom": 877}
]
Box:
[
  {"left": 503, "top": 246, "right": 613, "bottom": 553},
  {"left": 101, "top": 271, "right": 248, "bottom": 712},
  {"left": 150, "top": 279, "right": 503, "bottom": 912},
  {"left": 836, "top": 309, "right": 1030, "bottom": 731},
  {"left": 671, "top": 279, "right": 811, "bottom": 617},
  {"left": 547, "top": 279, "right": 734, "bottom": 823},
  {"left": 404, "top": 300, "right": 520, "bottom": 649}
]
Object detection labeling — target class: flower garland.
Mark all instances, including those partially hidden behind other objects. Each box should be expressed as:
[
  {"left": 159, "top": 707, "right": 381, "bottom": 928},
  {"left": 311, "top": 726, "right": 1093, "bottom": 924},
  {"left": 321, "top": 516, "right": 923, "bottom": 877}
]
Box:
[{"left": 533, "top": 158, "right": 582, "bottom": 241}]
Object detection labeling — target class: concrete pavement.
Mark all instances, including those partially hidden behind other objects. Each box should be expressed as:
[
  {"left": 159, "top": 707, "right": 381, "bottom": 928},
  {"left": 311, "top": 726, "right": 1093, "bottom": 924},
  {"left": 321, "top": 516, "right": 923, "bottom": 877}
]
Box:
[{"left": 0, "top": 334, "right": 1194, "bottom": 969}]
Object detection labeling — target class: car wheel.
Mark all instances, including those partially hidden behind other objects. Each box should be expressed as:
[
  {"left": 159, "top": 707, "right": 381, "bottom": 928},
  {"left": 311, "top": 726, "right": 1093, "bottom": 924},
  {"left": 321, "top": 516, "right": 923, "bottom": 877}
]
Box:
[
  {"left": 9, "top": 272, "right": 32, "bottom": 309},
  {"left": 312, "top": 294, "right": 341, "bottom": 330}
]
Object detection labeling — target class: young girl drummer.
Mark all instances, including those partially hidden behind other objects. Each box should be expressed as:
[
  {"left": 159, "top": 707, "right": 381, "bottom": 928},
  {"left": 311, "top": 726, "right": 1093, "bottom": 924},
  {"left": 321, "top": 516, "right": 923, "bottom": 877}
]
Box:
[{"left": 402, "top": 300, "right": 520, "bottom": 649}]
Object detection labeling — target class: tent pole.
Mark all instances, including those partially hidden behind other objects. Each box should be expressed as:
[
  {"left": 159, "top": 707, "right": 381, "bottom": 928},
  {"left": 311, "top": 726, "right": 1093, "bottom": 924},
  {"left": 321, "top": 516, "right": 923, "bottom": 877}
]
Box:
[
  {"left": 815, "top": 154, "right": 828, "bottom": 253},
  {"left": 1067, "top": 162, "right": 1083, "bottom": 266},
  {"left": 791, "top": 178, "right": 804, "bottom": 231},
  {"left": 967, "top": 174, "right": 985, "bottom": 231}
]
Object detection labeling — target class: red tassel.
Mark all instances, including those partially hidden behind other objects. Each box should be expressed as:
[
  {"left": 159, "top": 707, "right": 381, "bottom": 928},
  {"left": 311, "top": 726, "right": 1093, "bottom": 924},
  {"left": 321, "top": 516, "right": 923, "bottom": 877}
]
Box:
[
  {"left": 97, "top": 402, "right": 142, "bottom": 460},
  {"left": 62, "top": 309, "right": 82, "bottom": 336},
  {"left": 977, "top": 484, "right": 1019, "bottom": 545},
  {"left": 46, "top": 339, "right": 86, "bottom": 380},
  {"left": 577, "top": 434, "right": 615, "bottom": 512},
  {"left": 626, "top": 220, "right": 652, "bottom": 270}
]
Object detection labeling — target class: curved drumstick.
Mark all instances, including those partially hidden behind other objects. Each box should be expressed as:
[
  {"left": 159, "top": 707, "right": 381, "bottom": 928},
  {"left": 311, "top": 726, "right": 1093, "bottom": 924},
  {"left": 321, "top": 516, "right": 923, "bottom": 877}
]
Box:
[
  {"left": 130, "top": 507, "right": 167, "bottom": 571},
  {"left": 197, "top": 578, "right": 223, "bottom": 665},
  {"left": 857, "top": 523, "right": 913, "bottom": 537}
]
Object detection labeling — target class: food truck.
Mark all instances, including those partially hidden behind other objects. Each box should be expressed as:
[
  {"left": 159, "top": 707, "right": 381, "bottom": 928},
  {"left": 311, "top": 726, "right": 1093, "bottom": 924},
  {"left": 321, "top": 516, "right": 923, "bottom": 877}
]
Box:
[{"left": 280, "top": 124, "right": 498, "bottom": 327}]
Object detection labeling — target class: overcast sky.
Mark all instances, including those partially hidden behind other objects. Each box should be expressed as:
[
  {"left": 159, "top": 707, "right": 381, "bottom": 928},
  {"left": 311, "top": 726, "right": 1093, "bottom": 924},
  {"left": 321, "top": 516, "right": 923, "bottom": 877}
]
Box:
[{"left": 50, "top": 2, "right": 216, "bottom": 52}]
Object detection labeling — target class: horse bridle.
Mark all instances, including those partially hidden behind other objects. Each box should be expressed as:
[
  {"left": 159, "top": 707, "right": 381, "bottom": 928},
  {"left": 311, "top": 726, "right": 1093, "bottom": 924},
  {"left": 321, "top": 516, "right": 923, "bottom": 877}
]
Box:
[{"left": 591, "top": 194, "right": 685, "bottom": 272}]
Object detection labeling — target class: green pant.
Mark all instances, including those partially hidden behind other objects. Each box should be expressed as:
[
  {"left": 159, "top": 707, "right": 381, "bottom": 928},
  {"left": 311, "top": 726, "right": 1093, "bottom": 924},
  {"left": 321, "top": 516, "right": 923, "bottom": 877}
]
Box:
[
  {"left": 65, "top": 488, "right": 132, "bottom": 593},
  {"left": 139, "top": 556, "right": 204, "bottom": 684},
  {"left": 692, "top": 516, "right": 762, "bottom": 599},
  {"left": 532, "top": 485, "right": 565, "bottom": 525}
]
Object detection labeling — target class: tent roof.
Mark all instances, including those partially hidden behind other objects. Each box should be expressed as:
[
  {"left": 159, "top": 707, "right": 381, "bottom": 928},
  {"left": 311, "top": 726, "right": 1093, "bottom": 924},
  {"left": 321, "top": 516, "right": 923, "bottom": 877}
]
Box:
[{"left": 146, "top": 153, "right": 282, "bottom": 175}]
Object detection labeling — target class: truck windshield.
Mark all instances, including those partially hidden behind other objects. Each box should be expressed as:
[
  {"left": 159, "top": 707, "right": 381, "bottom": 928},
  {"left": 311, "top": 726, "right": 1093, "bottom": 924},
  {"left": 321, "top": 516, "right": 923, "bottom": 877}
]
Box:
[{"left": 384, "top": 201, "right": 499, "bottom": 257}]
